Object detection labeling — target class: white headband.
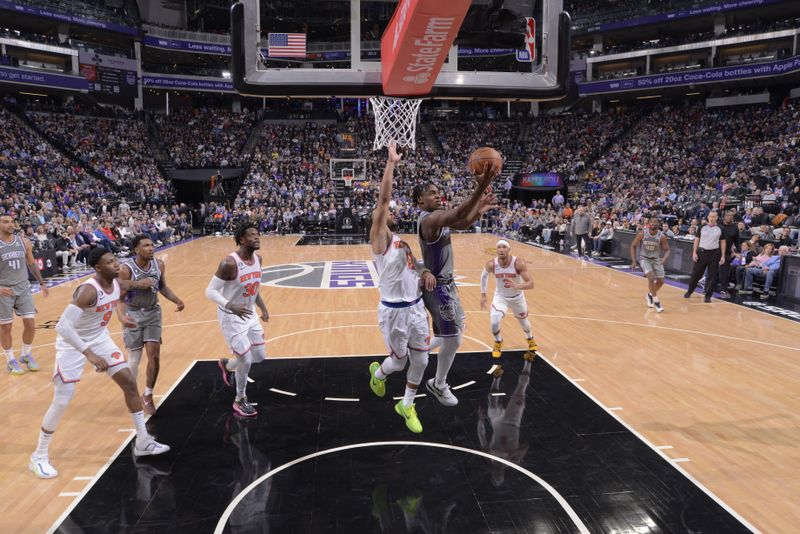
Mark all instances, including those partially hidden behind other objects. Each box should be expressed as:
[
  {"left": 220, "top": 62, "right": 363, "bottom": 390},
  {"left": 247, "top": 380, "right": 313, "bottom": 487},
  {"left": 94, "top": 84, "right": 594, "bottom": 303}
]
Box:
[{"left": 496, "top": 240, "right": 510, "bottom": 248}]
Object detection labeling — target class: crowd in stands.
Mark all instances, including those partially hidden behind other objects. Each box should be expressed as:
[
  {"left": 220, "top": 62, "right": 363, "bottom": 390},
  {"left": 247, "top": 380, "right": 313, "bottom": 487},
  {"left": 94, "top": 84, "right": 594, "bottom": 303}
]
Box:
[
  {"left": 3, "top": 83, "right": 799, "bottom": 298},
  {"left": 27, "top": 111, "right": 174, "bottom": 203},
  {"left": 0, "top": 107, "right": 188, "bottom": 275},
  {"left": 155, "top": 108, "right": 262, "bottom": 168},
  {"left": 231, "top": 122, "right": 341, "bottom": 233},
  {"left": 518, "top": 109, "right": 642, "bottom": 179},
  {"left": 490, "top": 101, "right": 800, "bottom": 297}
]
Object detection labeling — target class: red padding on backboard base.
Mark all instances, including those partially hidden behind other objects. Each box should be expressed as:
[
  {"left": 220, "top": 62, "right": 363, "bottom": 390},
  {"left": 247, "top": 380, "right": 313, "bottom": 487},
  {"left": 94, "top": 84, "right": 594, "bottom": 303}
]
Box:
[{"left": 380, "top": 0, "right": 471, "bottom": 97}]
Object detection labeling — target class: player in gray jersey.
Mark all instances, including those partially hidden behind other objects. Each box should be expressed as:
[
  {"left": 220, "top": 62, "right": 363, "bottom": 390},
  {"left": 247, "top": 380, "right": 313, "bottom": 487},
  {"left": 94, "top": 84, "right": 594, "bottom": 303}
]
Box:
[
  {"left": 630, "top": 215, "right": 670, "bottom": 313},
  {"left": 118, "top": 235, "right": 185, "bottom": 414},
  {"left": 412, "top": 165, "right": 498, "bottom": 406},
  {"left": 0, "top": 213, "right": 49, "bottom": 376}
]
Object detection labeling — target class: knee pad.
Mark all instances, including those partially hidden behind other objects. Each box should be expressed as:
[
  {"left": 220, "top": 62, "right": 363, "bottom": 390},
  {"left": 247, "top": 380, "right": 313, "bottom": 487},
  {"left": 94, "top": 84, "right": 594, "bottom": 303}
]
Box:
[
  {"left": 43, "top": 380, "right": 76, "bottom": 431},
  {"left": 490, "top": 310, "right": 504, "bottom": 333},
  {"left": 236, "top": 351, "right": 253, "bottom": 366},
  {"left": 128, "top": 348, "right": 143, "bottom": 379},
  {"left": 250, "top": 344, "right": 267, "bottom": 363},
  {"left": 407, "top": 350, "right": 429, "bottom": 385},
  {"left": 382, "top": 354, "right": 408, "bottom": 375}
]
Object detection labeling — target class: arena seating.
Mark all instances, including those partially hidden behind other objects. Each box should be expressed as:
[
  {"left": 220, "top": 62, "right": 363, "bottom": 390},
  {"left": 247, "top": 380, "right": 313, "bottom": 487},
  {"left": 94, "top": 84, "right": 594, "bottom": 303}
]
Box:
[
  {"left": 27, "top": 112, "right": 174, "bottom": 203},
  {"left": 154, "top": 108, "right": 261, "bottom": 169},
  {"left": 0, "top": 106, "right": 188, "bottom": 272}
]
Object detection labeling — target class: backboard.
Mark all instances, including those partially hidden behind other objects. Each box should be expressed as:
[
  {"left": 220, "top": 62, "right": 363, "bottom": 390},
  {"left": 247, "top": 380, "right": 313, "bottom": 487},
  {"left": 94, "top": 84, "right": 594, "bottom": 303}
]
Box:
[{"left": 231, "top": 0, "right": 570, "bottom": 101}]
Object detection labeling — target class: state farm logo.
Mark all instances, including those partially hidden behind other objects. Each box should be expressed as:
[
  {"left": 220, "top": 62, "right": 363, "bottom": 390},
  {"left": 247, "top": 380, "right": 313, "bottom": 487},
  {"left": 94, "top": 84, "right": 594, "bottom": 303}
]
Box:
[{"left": 402, "top": 16, "right": 455, "bottom": 85}]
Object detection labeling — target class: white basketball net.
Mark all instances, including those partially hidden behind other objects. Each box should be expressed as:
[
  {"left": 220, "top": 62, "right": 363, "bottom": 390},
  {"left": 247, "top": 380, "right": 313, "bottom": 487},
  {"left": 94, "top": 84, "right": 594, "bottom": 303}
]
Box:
[{"left": 370, "top": 96, "right": 423, "bottom": 151}]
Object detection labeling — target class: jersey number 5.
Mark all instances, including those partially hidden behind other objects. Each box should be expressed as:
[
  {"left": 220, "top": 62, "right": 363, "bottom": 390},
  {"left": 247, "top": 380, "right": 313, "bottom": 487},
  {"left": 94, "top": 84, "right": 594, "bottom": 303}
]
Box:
[{"left": 242, "top": 282, "right": 259, "bottom": 297}]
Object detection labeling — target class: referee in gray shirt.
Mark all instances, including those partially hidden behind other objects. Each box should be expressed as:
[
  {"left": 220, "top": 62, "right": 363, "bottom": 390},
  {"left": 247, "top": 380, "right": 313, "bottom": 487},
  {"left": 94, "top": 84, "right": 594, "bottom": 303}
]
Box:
[{"left": 685, "top": 210, "right": 726, "bottom": 302}]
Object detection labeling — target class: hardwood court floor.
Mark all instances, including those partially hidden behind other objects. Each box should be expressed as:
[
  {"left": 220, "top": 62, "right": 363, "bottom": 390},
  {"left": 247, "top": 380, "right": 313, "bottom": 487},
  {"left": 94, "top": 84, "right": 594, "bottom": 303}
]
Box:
[{"left": 0, "top": 234, "right": 798, "bottom": 533}]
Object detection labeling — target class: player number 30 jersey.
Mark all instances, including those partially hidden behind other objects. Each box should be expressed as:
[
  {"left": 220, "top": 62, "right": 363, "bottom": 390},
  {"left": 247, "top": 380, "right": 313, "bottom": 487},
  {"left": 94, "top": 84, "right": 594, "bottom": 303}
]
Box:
[{"left": 218, "top": 253, "right": 262, "bottom": 313}]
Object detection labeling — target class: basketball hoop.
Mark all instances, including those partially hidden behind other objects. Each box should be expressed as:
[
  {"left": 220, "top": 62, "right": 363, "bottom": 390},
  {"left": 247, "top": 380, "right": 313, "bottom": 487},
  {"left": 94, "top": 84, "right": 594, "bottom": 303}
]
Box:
[
  {"left": 342, "top": 167, "right": 354, "bottom": 188},
  {"left": 370, "top": 96, "right": 423, "bottom": 151}
]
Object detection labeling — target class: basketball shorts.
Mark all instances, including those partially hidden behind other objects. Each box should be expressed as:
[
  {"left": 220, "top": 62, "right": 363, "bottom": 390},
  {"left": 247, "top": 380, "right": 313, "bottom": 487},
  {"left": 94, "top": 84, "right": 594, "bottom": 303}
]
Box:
[
  {"left": 0, "top": 280, "right": 36, "bottom": 324},
  {"left": 421, "top": 281, "right": 465, "bottom": 338},
  {"left": 217, "top": 308, "right": 265, "bottom": 357},
  {"left": 378, "top": 300, "right": 430, "bottom": 358},
  {"left": 54, "top": 335, "right": 128, "bottom": 383},
  {"left": 122, "top": 306, "right": 162, "bottom": 350},
  {"left": 491, "top": 293, "right": 529, "bottom": 319},
  {"left": 639, "top": 257, "right": 665, "bottom": 278}
]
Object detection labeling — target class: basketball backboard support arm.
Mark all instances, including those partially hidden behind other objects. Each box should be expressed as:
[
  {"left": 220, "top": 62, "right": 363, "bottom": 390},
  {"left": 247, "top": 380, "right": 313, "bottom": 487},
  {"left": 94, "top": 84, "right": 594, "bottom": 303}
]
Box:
[{"left": 230, "top": 0, "right": 571, "bottom": 101}]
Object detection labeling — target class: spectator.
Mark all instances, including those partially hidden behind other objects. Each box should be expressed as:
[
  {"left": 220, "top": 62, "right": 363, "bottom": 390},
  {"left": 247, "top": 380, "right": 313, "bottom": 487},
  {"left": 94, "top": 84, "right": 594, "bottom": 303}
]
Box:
[
  {"left": 742, "top": 245, "right": 788, "bottom": 299},
  {"left": 592, "top": 221, "right": 614, "bottom": 256}
]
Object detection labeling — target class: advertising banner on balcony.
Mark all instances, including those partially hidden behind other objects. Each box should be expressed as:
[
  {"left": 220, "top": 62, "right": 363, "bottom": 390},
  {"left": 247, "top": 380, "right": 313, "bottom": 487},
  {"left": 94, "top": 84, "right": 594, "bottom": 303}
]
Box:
[
  {"left": 141, "top": 74, "right": 234, "bottom": 93},
  {"left": 0, "top": 65, "right": 89, "bottom": 91},
  {"left": 142, "top": 35, "right": 232, "bottom": 56},
  {"left": 579, "top": 55, "right": 800, "bottom": 95},
  {"left": 0, "top": 0, "right": 137, "bottom": 35}
]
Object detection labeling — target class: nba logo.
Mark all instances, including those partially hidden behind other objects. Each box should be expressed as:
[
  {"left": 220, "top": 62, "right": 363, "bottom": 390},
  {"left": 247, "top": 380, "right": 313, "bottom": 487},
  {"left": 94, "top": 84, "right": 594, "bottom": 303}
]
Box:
[{"left": 516, "top": 16, "right": 535, "bottom": 63}]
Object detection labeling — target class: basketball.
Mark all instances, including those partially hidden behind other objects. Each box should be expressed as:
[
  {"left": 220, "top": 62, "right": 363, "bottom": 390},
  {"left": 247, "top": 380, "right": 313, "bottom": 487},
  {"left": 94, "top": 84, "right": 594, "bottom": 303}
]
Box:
[{"left": 469, "top": 147, "right": 503, "bottom": 176}]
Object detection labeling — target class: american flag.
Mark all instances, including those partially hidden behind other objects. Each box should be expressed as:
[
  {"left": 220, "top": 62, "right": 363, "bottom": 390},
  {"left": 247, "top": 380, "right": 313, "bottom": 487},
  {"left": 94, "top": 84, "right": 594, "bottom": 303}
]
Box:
[{"left": 268, "top": 33, "right": 307, "bottom": 58}]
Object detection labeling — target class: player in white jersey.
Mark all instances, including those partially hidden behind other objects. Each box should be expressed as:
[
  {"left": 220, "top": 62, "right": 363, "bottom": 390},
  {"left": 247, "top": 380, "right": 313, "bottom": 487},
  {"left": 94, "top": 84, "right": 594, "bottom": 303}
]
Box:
[
  {"left": 205, "top": 223, "right": 270, "bottom": 417},
  {"left": 368, "top": 141, "right": 436, "bottom": 433},
  {"left": 30, "top": 248, "right": 170, "bottom": 479},
  {"left": 480, "top": 240, "right": 537, "bottom": 359}
]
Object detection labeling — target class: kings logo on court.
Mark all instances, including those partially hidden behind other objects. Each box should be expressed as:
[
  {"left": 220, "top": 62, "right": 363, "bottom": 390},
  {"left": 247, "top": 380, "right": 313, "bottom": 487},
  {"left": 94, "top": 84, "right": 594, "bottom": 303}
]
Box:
[{"left": 261, "top": 260, "right": 478, "bottom": 289}]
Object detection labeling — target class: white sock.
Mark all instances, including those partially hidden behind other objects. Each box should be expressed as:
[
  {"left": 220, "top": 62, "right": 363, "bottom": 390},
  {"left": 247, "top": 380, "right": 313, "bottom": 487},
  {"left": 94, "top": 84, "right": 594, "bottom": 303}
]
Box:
[
  {"left": 4, "top": 348, "right": 14, "bottom": 363},
  {"left": 402, "top": 386, "right": 417, "bottom": 407},
  {"left": 143, "top": 387, "right": 154, "bottom": 396},
  {"left": 34, "top": 431, "right": 53, "bottom": 458},
  {"left": 131, "top": 411, "right": 148, "bottom": 443},
  {"left": 21, "top": 344, "right": 32, "bottom": 358},
  {"left": 226, "top": 358, "right": 240, "bottom": 372},
  {"left": 374, "top": 365, "right": 387, "bottom": 380},
  {"left": 493, "top": 333, "right": 502, "bottom": 342}
]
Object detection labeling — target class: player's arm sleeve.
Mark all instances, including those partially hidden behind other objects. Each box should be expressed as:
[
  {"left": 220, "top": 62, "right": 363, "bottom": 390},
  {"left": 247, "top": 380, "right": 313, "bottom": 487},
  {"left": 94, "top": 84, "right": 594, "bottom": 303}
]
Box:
[
  {"left": 205, "top": 276, "right": 228, "bottom": 308},
  {"left": 55, "top": 304, "right": 90, "bottom": 354},
  {"left": 480, "top": 269, "right": 490, "bottom": 294}
]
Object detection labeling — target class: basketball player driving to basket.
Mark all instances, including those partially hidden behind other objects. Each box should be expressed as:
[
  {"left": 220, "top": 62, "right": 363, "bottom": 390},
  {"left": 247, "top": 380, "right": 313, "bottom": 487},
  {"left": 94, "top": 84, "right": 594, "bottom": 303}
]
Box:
[
  {"left": 412, "top": 157, "right": 499, "bottom": 407},
  {"left": 368, "top": 141, "right": 436, "bottom": 434}
]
